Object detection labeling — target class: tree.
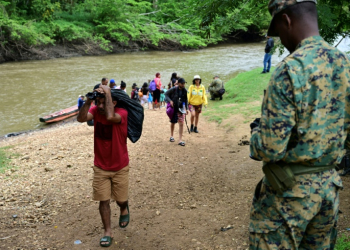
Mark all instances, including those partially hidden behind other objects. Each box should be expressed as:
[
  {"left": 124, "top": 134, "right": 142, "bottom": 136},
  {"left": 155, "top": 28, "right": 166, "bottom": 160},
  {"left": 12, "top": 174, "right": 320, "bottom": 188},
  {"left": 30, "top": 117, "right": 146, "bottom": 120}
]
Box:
[{"left": 193, "top": 0, "right": 350, "bottom": 45}]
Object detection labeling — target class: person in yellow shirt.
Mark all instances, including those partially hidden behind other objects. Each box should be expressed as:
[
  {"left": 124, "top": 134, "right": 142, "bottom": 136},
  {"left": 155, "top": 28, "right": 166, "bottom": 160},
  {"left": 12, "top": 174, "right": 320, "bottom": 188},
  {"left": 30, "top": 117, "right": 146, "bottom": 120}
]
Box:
[{"left": 188, "top": 75, "right": 208, "bottom": 133}]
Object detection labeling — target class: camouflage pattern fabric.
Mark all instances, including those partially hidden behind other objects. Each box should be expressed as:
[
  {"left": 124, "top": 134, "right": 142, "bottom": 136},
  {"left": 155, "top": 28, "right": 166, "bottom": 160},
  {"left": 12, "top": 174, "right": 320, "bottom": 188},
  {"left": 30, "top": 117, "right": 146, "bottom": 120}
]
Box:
[
  {"left": 209, "top": 79, "right": 223, "bottom": 97},
  {"left": 250, "top": 36, "right": 350, "bottom": 165},
  {"left": 249, "top": 169, "right": 342, "bottom": 249},
  {"left": 268, "top": 0, "right": 317, "bottom": 17},
  {"left": 209, "top": 79, "right": 223, "bottom": 92},
  {"left": 249, "top": 35, "right": 350, "bottom": 249}
]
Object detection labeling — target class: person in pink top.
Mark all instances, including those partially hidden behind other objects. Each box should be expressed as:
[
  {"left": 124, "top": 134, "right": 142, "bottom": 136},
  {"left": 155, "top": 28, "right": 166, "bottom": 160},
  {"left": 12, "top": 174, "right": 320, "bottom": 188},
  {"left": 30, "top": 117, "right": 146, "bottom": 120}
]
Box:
[
  {"left": 77, "top": 85, "right": 130, "bottom": 247},
  {"left": 153, "top": 72, "right": 162, "bottom": 110}
]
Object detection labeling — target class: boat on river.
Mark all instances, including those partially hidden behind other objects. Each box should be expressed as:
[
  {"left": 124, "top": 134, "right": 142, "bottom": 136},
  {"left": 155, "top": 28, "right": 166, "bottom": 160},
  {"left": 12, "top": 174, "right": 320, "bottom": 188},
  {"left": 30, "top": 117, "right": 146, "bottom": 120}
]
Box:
[{"left": 39, "top": 105, "right": 79, "bottom": 123}]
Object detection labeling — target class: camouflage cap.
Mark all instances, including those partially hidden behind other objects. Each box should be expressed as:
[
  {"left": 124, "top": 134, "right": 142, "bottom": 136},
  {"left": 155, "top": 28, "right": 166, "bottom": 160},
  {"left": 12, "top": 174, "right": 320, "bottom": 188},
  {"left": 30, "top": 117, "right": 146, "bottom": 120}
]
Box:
[{"left": 267, "top": 0, "right": 317, "bottom": 36}]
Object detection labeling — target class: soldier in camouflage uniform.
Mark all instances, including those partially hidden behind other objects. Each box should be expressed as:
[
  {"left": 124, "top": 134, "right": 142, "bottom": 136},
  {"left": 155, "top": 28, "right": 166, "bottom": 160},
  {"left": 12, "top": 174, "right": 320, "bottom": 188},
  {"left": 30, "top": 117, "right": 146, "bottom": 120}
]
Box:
[
  {"left": 249, "top": 0, "right": 350, "bottom": 249},
  {"left": 209, "top": 76, "right": 224, "bottom": 100}
]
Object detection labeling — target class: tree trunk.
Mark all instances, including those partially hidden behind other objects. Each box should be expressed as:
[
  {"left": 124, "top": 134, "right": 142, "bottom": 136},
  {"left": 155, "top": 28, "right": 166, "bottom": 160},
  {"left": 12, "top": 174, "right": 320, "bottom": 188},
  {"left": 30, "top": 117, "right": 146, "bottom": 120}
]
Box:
[{"left": 153, "top": 0, "right": 158, "bottom": 9}]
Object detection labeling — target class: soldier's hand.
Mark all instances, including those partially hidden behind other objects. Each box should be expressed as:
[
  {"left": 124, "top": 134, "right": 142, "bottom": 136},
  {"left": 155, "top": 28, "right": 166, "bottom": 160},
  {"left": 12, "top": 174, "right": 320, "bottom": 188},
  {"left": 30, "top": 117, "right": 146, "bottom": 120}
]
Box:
[{"left": 250, "top": 118, "right": 260, "bottom": 133}]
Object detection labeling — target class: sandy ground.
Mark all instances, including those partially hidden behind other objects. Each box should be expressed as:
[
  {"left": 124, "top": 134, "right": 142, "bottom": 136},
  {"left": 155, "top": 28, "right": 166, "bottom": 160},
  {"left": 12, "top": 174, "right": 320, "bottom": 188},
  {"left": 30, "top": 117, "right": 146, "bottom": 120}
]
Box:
[{"left": 0, "top": 107, "right": 350, "bottom": 250}]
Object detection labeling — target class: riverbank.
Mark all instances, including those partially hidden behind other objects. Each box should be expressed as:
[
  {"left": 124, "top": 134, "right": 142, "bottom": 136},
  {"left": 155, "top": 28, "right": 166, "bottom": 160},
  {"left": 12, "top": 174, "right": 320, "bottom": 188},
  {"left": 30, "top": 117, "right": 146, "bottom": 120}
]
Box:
[
  {"left": 1, "top": 69, "right": 350, "bottom": 249},
  {"left": 0, "top": 39, "right": 196, "bottom": 64}
]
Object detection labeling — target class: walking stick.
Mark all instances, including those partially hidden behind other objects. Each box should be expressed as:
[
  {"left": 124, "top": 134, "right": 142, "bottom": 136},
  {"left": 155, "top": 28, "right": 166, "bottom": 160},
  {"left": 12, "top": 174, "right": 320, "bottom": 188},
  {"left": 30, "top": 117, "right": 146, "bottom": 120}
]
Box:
[{"left": 185, "top": 115, "right": 191, "bottom": 134}]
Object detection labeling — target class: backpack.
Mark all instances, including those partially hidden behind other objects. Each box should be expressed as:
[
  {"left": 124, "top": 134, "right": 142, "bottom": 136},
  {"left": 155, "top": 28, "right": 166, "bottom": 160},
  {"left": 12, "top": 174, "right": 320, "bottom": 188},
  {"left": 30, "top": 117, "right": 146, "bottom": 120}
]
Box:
[
  {"left": 132, "top": 89, "right": 139, "bottom": 101},
  {"left": 149, "top": 80, "right": 156, "bottom": 92}
]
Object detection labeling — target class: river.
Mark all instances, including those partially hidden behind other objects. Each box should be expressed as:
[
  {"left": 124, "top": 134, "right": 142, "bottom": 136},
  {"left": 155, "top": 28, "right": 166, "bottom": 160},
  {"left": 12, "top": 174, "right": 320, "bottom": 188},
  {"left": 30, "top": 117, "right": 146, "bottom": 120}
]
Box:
[{"left": 0, "top": 40, "right": 349, "bottom": 136}]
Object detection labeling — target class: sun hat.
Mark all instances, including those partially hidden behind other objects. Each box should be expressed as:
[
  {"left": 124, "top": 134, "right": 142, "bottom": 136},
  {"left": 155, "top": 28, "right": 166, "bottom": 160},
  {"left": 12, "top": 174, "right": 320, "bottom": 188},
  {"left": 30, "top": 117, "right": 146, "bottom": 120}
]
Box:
[
  {"left": 192, "top": 75, "right": 202, "bottom": 85},
  {"left": 267, "top": 0, "right": 317, "bottom": 36}
]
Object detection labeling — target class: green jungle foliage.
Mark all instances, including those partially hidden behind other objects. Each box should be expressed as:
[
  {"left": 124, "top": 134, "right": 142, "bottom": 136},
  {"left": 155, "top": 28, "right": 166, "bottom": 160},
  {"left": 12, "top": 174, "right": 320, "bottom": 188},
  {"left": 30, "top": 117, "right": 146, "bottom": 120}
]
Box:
[
  {"left": 0, "top": 0, "right": 349, "bottom": 53},
  {"left": 195, "top": 0, "right": 350, "bottom": 45}
]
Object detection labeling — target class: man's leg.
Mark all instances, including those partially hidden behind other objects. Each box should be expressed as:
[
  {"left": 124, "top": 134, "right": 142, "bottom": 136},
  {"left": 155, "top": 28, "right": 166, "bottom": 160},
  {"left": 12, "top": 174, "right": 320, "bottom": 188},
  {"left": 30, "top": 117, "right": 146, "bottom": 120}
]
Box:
[
  {"left": 117, "top": 200, "right": 129, "bottom": 227},
  {"left": 99, "top": 200, "right": 113, "bottom": 243},
  {"left": 267, "top": 54, "right": 272, "bottom": 72},
  {"left": 299, "top": 170, "right": 342, "bottom": 249},
  {"left": 92, "top": 166, "right": 114, "bottom": 245},
  {"left": 262, "top": 53, "right": 268, "bottom": 73},
  {"left": 249, "top": 174, "right": 319, "bottom": 249},
  {"left": 210, "top": 91, "right": 215, "bottom": 100},
  {"left": 111, "top": 166, "right": 130, "bottom": 228}
]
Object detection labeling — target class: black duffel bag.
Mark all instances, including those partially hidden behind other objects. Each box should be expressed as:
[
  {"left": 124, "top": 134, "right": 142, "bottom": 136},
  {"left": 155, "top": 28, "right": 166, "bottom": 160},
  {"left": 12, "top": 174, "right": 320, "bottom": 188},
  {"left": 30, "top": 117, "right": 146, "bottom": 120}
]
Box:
[{"left": 111, "top": 89, "right": 144, "bottom": 143}]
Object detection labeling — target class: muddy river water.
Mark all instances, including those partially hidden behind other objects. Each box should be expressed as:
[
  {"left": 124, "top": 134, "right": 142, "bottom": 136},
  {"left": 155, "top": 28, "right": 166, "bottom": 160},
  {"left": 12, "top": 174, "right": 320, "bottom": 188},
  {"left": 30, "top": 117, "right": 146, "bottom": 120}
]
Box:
[{"left": 0, "top": 40, "right": 349, "bottom": 136}]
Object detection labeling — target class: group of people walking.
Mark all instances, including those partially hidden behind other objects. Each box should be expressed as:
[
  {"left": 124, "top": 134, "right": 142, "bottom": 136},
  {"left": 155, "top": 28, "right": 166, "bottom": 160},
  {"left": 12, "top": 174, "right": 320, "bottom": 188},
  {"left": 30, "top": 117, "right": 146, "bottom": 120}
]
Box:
[
  {"left": 88, "top": 73, "right": 225, "bottom": 147},
  {"left": 122, "top": 72, "right": 222, "bottom": 146}
]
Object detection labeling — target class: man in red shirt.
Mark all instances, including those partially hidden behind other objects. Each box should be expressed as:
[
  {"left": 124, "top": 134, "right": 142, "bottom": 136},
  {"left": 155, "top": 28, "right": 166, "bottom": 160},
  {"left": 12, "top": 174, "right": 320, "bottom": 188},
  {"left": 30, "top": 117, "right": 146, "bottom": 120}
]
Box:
[{"left": 77, "top": 85, "right": 129, "bottom": 247}]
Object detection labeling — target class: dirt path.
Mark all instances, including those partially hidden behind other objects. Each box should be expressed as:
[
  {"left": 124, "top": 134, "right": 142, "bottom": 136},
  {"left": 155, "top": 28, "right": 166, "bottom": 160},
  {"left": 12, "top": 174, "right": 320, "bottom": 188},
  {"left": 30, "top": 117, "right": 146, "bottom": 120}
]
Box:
[{"left": 1, "top": 108, "right": 349, "bottom": 250}]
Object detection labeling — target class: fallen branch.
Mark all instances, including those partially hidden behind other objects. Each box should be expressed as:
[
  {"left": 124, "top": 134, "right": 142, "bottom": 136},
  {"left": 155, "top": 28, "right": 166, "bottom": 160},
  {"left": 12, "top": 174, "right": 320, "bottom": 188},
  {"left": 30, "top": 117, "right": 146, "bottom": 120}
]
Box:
[{"left": 139, "top": 10, "right": 161, "bottom": 16}]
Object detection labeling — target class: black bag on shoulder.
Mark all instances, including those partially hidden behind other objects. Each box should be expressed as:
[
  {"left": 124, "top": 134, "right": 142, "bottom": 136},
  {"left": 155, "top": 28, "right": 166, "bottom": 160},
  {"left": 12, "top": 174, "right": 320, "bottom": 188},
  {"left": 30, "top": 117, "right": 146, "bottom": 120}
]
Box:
[{"left": 111, "top": 89, "right": 144, "bottom": 143}]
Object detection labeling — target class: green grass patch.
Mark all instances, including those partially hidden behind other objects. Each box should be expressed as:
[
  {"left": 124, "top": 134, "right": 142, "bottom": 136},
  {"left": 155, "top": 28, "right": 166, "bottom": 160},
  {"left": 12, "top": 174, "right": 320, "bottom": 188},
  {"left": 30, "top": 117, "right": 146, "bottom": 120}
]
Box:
[
  {"left": 0, "top": 146, "right": 20, "bottom": 174},
  {"left": 335, "top": 234, "right": 350, "bottom": 250},
  {"left": 204, "top": 67, "right": 273, "bottom": 125}
]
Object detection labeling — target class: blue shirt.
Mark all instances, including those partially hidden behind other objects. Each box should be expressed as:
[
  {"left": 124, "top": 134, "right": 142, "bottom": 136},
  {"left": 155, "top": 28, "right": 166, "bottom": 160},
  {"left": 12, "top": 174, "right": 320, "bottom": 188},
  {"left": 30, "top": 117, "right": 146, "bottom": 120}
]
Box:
[{"left": 78, "top": 98, "right": 85, "bottom": 110}]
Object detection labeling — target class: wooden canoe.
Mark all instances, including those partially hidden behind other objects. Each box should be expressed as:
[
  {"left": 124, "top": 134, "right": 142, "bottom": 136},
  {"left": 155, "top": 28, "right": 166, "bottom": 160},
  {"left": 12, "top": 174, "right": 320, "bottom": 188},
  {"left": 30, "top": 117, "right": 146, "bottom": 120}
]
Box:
[{"left": 39, "top": 105, "right": 79, "bottom": 123}]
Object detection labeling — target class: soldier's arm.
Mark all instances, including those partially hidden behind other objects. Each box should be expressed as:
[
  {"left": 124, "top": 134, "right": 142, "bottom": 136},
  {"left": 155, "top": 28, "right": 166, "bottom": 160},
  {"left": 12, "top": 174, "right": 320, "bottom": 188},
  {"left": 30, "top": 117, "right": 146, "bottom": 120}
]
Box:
[{"left": 250, "top": 64, "right": 296, "bottom": 162}]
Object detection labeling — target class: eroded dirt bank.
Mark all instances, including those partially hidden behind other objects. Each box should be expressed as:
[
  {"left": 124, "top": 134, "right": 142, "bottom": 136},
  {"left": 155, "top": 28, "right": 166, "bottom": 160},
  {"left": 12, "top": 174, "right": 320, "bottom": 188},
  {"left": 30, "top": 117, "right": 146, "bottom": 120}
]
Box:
[{"left": 0, "top": 40, "right": 194, "bottom": 64}]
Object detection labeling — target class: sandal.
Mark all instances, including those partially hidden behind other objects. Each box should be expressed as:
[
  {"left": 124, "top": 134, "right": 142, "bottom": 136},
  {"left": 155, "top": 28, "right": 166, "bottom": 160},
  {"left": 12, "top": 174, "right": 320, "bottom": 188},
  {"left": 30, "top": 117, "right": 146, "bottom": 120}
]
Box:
[
  {"left": 119, "top": 203, "right": 130, "bottom": 228},
  {"left": 170, "top": 137, "right": 175, "bottom": 142},
  {"left": 100, "top": 236, "right": 113, "bottom": 247},
  {"left": 178, "top": 141, "right": 185, "bottom": 146}
]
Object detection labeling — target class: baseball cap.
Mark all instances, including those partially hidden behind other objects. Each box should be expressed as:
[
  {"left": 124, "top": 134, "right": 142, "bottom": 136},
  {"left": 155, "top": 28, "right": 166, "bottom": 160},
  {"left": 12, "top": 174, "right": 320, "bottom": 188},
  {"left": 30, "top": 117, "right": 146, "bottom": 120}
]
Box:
[
  {"left": 267, "top": 0, "right": 317, "bottom": 36},
  {"left": 193, "top": 75, "right": 201, "bottom": 80},
  {"left": 178, "top": 78, "right": 186, "bottom": 84},
  {"left": 110, "top": 79, "right": 115, "bottom": 84}
]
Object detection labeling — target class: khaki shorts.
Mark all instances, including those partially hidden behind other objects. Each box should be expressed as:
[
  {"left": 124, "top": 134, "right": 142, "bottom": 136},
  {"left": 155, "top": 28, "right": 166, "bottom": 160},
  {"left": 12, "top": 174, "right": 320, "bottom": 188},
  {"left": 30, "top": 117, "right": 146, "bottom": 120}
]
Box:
[{"left": 92, "top": 165, "right": 129, "bottom": 202}]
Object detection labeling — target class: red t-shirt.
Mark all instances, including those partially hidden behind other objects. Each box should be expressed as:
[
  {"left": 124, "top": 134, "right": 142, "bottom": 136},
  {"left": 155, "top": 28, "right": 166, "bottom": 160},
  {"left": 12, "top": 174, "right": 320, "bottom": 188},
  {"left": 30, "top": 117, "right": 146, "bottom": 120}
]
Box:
[{"left": 89, "top": 106, "right": 129, "bottom": 171}]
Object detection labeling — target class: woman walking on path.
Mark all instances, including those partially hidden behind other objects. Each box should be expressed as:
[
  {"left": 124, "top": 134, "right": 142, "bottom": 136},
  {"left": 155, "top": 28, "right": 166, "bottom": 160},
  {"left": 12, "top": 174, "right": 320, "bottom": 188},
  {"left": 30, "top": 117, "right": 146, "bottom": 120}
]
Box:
[
  {"left": 153, "top": 73, "right": 162, "bottom": 110},
  {"left": 139, "top": 82, "right": 149, "bottom": 108},
  {"left": 188, "top": 75, "right": 208, "bottom": 133},
  {"left": 165, "top": 78, "right": 189, "bottom": 146}
]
